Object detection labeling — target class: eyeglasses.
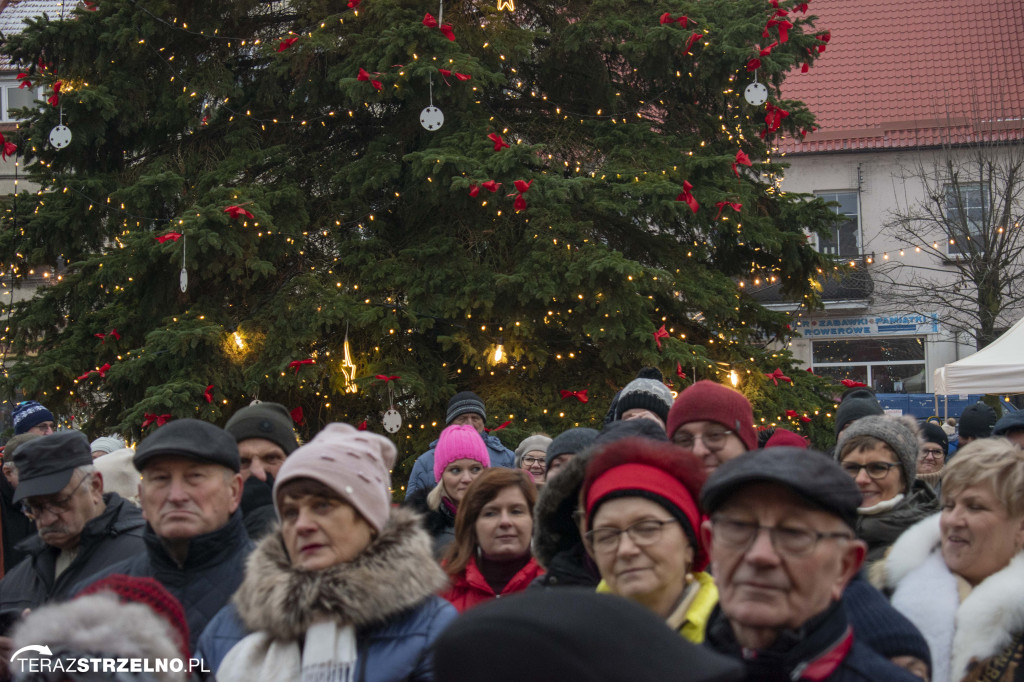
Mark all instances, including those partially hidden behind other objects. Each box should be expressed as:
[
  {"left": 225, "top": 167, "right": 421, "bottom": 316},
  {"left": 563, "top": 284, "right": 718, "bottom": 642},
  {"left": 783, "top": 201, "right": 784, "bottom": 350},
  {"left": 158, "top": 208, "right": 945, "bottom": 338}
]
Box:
[
  {"left": 521, "top": 456, "right": 546, "bottom": 467},
  {"left": 839, "top": 461, "right": 899, "bottom": 480},
  {"left": 672, "top": 430, "right": 734, "bottom": 451},
  {"left": 711, "top": 516, "right": 853, "bottom": 557},
  {"left": 584, "top": 518, "right": 679, "bottom": 554},
  {"left": 919, "top": 448, "right": 944, "bottom": 460},
  {"left": 21, "top": 473, "right": 90, "bottom": 518}
]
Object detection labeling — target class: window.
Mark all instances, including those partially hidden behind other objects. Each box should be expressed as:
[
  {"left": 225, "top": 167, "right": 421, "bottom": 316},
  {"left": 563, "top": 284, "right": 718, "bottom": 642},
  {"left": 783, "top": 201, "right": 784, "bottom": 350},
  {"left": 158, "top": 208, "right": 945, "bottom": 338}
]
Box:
[
  {"left": 945, "top": 182, "right": 988, "bottom": 256},
  {"left": 814, "top": 191, "right": 860, "bottom": 257},
  {"left": 811, "top": 338, "right": 925, "bottom": 394},
  {"left": 0, "top": 79, "right": 40, "bottom": 123}
]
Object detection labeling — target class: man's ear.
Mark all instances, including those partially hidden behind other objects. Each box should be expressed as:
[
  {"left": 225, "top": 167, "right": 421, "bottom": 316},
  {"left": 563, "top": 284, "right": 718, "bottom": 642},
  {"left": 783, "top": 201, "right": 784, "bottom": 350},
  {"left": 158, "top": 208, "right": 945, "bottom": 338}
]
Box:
[
  {"left": 89, "top": 470, "right": 105, "bottom": 497},
  {"left": 832, "top": 538, "right": 867, "bottom": 600},
  {"left": 228, "top": 472, "right": 244, "bottom": 512}
]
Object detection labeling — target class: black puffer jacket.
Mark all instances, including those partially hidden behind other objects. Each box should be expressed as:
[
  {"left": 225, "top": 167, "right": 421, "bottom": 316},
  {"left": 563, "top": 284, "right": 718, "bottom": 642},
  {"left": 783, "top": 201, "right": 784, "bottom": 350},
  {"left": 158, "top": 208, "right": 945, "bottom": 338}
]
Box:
[
  {"left": 403, "top": 488, "right": 456, "bottom": 559},
  {"left": 531, "top": 450, "right": 600, "bottom": 588},
  {"left": 76, "top": 508, "right": 252, "bottom": 653},
  {"left": 857, "top": 479, "right": 939, "bottom": 563},
  {"left": 0, "top": 493, "right": 144, "bottom": 619}
]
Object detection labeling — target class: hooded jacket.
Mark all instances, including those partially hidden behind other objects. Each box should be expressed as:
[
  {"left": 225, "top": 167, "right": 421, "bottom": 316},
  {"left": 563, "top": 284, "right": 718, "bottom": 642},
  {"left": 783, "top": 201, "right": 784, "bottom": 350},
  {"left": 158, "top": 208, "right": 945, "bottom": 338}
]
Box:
[
  {"left": 199, "top": 507, "right": 456, "bottom": 681},
  {"left": 0, "top": 493, "right": 144, "bottom": 619},
  {"left": 404, "top": 434, "right": 514, "bottom": 500},
  {"left": 77, "top": 508, "right": 252, "bottom": 654},
  {"left": 531, "top": 449, "right": 600, "bottom": 588},
  {"left": 881, "top": 513, "right": 1024, "bottom": 682}
]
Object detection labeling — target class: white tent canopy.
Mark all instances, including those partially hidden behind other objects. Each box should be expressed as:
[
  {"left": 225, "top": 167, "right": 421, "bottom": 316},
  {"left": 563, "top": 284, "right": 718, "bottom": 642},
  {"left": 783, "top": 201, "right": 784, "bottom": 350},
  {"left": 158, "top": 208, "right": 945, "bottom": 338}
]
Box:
[{"left": 933, "top": 315, "right": 1024, "bottom": 395}]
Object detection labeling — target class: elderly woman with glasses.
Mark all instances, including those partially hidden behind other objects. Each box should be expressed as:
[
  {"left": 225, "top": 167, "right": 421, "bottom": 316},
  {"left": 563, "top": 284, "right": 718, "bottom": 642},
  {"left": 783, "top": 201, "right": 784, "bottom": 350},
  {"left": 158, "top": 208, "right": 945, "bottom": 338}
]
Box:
[
  {"left": 578, "top": 437, "right": 715, "bottom": 643},
  {"left": 875, "top": 438, "right": 1024, "bottom": 682},
  {"left": 835, "top": 415, "right": 939, "bottom": 563},
  {"left": 514, "top": 434, "right": 551, "bottom": 485}
]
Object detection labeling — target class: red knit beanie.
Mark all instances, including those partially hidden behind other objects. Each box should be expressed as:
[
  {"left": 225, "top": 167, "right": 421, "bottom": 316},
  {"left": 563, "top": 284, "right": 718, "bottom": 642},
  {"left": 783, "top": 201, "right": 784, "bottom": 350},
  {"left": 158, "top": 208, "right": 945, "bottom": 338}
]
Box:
[
  {"left": 764, "top": 428, "right": 809, "bottom": 448},
  {"left": 666, "top": 380, "right": 757, "bottom": 451},
  {"left": 78, "top": 574, "right": 190, "bottom": 659}
]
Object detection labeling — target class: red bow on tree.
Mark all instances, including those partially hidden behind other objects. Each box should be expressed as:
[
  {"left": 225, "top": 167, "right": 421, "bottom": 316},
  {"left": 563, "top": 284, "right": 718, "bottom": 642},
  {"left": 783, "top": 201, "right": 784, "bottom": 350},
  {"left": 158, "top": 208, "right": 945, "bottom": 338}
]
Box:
[
  {"left": 288, "top": 359, "right": 316, "bottom": 373},
  {"left": 745, "top": 58, "right": 761, "bottom": 72},
  {"left": 17, "top": 72, "right": 32, "bottom": 89},
  {"left": 659, "top": 13, "right": 694, "bottom": 27},
  {"left": 560, "top": 389, "right": 588, "bottom": 403},
  {"left": 438, "top": 69, "right": 471, "bottom": 85},
  {"left": 676, "top": 181, "right": 699, "bottom": 213},
  {"left": 800, "top": 415, "right": 812, "bottom": 423},
  {"left": 94, "top": 328, "right": 121, "bottom": 343},
  {"left": 290, "top": 406, "right": 304, "bottom": 425},
  {"left": 154, "top": 231, "right": 182, "bottom": 244},
  {"left": 224, "top": 205, "right": 254, "bottom": 220},
  {"left": 142, "top": 413, "right": 173, "bottom": 429},
  {"left": 375, "top": 374, "right": 400, "bottom": 383},
  {"left": 48, "top": 81, "right": 61, "bottom": 107},
  {"left": 484, "top": 420, "right": 511, "bottom": 433},
  {"left": 488, "top": 133, "right": 510, "bottom": 151},
  {"left": 759, "top": 41, "right": 778, "bottom": 57},
  {"left": 481, "top": 180, "right": 501, "bottom": 193},
  {"left": 764, "top": 103, "right": 789, "bottom": 133},
  {"left": 513, "top": 179, "right": 532, "bottom": 212},
  {"left": 83, "top": 0, "right": 98, "bottom": 9},
  {"left": 683, "top": 32, "right": 702, "bottom": 55},
  {"left": 653, "top": 325, "right": 670, "bottom": 350},
  {"left": 764, "top": 368, "right": 792, "bottom": 386},
  {"left": 348, "top": 0, "right": 362, "bottom": 7},
  {"left": 816, "top": 32, "right": 831, "bottom": 53},
  {"left": 203, "top": 385, "right": 214, "bottom": 403},
  {"left": 0, "top": 134, "right": 16, "bottom": 161},
  {"left": 676, "top": 362, "right": 687, "bottom": 380},
  {"left": 277, "top": 37, "right": 299, "bottom": 52},
  {"left": 794, "top": 2, "right": 810, "bottom": 13},
  {"left": 77, "top": 363, "right": 112, "bottom": 381},
  {"left": 422, "top": 13, "right": 455, "bottom": 41},
  {"left": 357, "top": 68, "right": 383, "bottom": 91},
  {"left": 715, "top": 201, "right": 742, "bottom": 220},
  {"left": 731, "top": 150, "right": 752, "bottom": 178},
  {"left": 785, "top": 409, "right": 799, "bottom": 418},
  {"left": 357, "top": 420, "right": 368, "bottom": 431},
  {"left": 840, "top": 379, "right": 868, "bottom": 388}
]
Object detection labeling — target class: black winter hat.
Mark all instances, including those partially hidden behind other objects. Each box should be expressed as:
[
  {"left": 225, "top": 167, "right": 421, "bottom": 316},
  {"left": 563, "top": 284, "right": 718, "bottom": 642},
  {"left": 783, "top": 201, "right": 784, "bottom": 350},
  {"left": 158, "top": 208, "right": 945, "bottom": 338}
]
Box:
[
  {"left": 445, "top": 391, "right": 486, "bottom": 424},
  {"left": 613, "top": 378, "right": 674, "bottom": 424},
  {"left": 994, "top": 411, "right": 1024, "bottom": 437},
  {"left": 134, "top": 419, "right": 241, "bottom": 473},
  {"left": 545, "top": 427, "right": 599, "bottom": 468},
  {"left": 594, "top": 419, "right": 669, "bottom": 445},
  {"left": 225, "top": 402, "right": 299, "bottom": 454},
  {"left": 12, "top": 431, "right": 93, "bottom": 503},
  {"left": 920, "top": 422, "right": 949, "bottom": 456},
  {"left": 834, "top": 388, "right": 884, "bottom": 437},
  {"left": 959, "top": 402, "right": 997, "bottom": 440},
  {"left": 434, "top": 589, "right": 744, "bottom": 682}
]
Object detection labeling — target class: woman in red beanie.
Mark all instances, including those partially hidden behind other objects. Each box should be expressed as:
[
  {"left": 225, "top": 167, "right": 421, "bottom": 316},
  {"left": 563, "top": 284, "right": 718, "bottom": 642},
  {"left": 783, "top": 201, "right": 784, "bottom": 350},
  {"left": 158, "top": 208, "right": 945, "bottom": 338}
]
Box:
[
  {"left": 667, "top": 380, "right": 758, "bottom": 476},
  {"left": 579, "top": 437, "right": 715, "bottom": 643}
]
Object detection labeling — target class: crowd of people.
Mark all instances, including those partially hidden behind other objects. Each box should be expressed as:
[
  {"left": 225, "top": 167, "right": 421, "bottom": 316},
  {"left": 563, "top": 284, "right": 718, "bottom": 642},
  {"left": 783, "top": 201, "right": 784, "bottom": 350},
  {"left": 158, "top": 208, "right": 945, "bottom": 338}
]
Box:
[{"left": 0, "top": 373, "right": 1022, "bottom": 681}]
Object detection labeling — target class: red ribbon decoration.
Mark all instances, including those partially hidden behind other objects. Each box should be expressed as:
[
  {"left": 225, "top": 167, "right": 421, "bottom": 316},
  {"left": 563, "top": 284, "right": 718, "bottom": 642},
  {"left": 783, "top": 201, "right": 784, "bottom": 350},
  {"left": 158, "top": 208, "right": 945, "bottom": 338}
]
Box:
[
  {"left": 469, "top": 184, "right": 480, "bottom": 197},
  {"left": 488, "top": 133, "right": 510, "bottom": 151},
  {"left": 801, "top": 415, "right": 812, "bottom": 423},
  {"left": 785, "top": 409, "right": 799, "bottom": 418},
  {"left": 0, "top": 134, "right": 16, "bottom": 161},
  {"left": 840, "top": 379, "right": 868, "bottom": 388},
  {"left": 484, "top": 420, "right": 512, "bottom": 433},
  {"left": 224, "top": 205, "right": 254, "bottom": 220},
  {"left": 154, "top": 231, "right": 182, "bottom": 244},
  {"left": 95, "top": 328, "right": 120, "bottom": 343},
  {"left": 481, "top": 180, "right": 501, "bottom": 192},
  {"left": 290, "top": 406, "right": 304, "bottom": 425},
  {"left": 764, "top": 368, "right": 793, "bottom": 386},
  {"left": 676, "top": 362, "right": 687, "bottom": 380},
  {"left": 794, "top": 2, "right": 809, "bottom": 13},
  {"left": 438, "top": 69, "right": 471, "bottom": 85},
  {"left": 357, "top": 68, "right": 383, "bottom": 91},
  {"left": 683, "top": 32, "right": 702, "bottom": 55},
  {"left": 375, "top": 374, "right": 400, "bottom": 383},
  {"left": 513, "top": 179, "right": 532, "bottom": 212},
  {"left": 48, "top": 81, "right": 61, "bottom": 107},
  {"left": 659, "top": 13, "right": 694, "bottom": 27},
  {"left": 775, "top": 20, "right": 792, "bottom": 43},
  {"left": 559, "top": 389, "right": 589, "bottom": 403},
  {"left": 17, "top": 72, "right": 32, "bottom": 89},
  {"left": 348, "top": 0, "right": 362, "bottom": 7},
  {"left": 288, "top": 359, "right": 316, "bottom": 373},
  {"left": 142, "top": 413, "right": 173, "bottom": 429},
  {"left": 204, "top": 385, "right": 214, "bottom": 403},
  {"left": 676, "top": 181, "right": 699, "bottom": 213},
  {"left": 732, "top": 149, "right": 752, "bottom": 178},
  {"left": 277, "top": 37, "right": 299, "bottom": 52},
  {"left": 714, "top": 201, "right": 742, "bottom": 220},
  {"left": 745, "top": 58, "right": 761, "bottom": 72},
  {"left": 764, "top": 103, "right": 789, "bottom": 133},
  {"left": 653, "top": 324, "right": 670, "bottom": 350},
  {"left": 816, "top": 32, "right": 831, "bottom": 54},
  {"left": 759, "top": 41, "right": 778, "bottom": 57},
  {"left": 422, "top": 13, "right": 455, "bottom": 41},
  {"left": 83, "top": 0, "right": 98, "bottom": 9},
  {"left": 357, "top": 420, "right": 368, "bottom": 431},
  {"left": 801, "top": 63, "right": 810, "bottom": 73}
]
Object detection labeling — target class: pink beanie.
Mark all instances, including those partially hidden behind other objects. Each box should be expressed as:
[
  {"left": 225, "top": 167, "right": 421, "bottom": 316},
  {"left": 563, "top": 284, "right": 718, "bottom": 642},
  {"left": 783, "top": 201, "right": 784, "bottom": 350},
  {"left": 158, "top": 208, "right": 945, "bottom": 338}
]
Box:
[
  {"left": 434, "top": 424, "right": 490, "bottom": 482},
  {"left": 273, "top": 423, "right": 397, "bottom": 533},
  {"left": 666, "top": 380, "right": 758, "bottom": 451}
]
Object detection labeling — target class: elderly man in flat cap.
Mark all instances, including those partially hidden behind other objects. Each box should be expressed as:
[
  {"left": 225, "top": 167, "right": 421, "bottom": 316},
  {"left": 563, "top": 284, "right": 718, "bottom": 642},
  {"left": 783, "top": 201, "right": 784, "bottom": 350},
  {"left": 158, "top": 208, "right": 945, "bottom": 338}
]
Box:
[
  {"left": 0, "top": 432, "right": 144, "bottom": 628},
  {"left": 700, "top": 448, "right": 925, "bottom": 681},
  {"left": 76, "top": 419, "right": 252, "bottom": 653}
]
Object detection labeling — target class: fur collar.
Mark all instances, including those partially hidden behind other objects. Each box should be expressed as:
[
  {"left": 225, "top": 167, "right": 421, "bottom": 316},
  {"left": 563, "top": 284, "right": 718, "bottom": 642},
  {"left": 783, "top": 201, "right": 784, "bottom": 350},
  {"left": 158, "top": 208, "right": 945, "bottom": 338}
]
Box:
[
  {"left": 232, "top": 507, "right": 447, "bottom": 641},
  {"left": 532, "top": 449, "right": 592, "bottom": 567},
  {"left": 884, "top": 512, "right": 1024, "bottom": 681}
]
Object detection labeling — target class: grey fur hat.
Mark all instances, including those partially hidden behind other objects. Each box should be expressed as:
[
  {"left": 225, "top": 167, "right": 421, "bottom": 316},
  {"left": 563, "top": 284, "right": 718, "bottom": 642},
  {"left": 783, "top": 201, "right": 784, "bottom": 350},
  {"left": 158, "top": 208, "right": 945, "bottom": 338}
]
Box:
[{"left": 835, "top": 414, "right": 921, "bottom": 491}]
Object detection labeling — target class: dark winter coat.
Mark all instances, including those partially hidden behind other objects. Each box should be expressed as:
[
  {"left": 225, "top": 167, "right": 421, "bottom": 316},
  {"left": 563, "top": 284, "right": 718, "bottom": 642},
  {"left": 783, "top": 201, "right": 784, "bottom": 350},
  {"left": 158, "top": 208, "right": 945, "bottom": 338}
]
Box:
[
  {"left": 531, "top": 448, "right": 600, "bottom": 588},
  {"left": 76, "top": 507, "right": 252, "bottom": 653},
  {"left": 442, "top": 556, "right": 544, "bottom": 612},
  {"left": 705, "top": 599, "right": 922, "bottom": 681},
  {"left": 239, "top": 475, "right": 276, "bottom": 540},
  {"left": 197, "top": 507, "right": 456, "bottom": 681},
  {"left": 1, "top": 473, "right": 35, "bottom": 574},
  {"left": 0, "top": 493, "right": 144, "bottom": 620},
  {"left": 857, "top": 479, "right": 939, "bottom": 563},
  {"left": 404, "top": 434, "right": 515, "bottom": 500},
  {"left": 403, "top": 488, "right": 456, "bottom": 559}
]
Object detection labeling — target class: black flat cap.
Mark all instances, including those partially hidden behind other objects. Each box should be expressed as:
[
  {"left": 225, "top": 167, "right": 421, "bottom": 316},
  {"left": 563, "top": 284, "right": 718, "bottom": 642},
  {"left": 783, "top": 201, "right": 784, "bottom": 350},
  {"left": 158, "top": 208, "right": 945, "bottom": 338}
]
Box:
[
  {"left": 134, "top": 419, "right": 240, "bottom": 473},
  {"left": 12, "top": 431, "right": 93, "bottom": 503},
  {"left": 700, "top": 447, "right": 862, "bottom": 530},
  {"left": 434, "top": 589, "right": 744, "bottom": 682}
]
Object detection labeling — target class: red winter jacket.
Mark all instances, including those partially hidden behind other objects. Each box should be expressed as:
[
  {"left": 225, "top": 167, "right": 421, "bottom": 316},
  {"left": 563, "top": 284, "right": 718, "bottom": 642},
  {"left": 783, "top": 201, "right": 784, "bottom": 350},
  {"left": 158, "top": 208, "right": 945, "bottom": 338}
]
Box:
[{"left": 442, "top": 556, "right": 545, "bottom": 613}]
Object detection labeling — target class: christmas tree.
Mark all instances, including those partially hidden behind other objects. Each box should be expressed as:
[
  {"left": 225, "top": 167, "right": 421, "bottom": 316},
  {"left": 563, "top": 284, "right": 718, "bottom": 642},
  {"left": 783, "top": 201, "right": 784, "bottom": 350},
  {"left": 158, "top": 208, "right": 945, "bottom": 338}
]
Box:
[{"left": 0, "top": 0, "right": 843, "bottom": 483}]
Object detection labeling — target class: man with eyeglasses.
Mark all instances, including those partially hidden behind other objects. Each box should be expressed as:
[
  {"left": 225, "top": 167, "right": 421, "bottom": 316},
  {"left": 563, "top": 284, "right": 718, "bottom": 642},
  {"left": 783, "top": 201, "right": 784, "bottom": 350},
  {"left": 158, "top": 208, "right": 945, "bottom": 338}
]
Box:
[
  {"left": 699, "top": 447, "right": 922, "bottom": 681},
  {"left": 0, "top": 431, "right": 144, "bottom": 626},
  {"left": 666, "top": 380, "right": 758, "bottom": 476}
]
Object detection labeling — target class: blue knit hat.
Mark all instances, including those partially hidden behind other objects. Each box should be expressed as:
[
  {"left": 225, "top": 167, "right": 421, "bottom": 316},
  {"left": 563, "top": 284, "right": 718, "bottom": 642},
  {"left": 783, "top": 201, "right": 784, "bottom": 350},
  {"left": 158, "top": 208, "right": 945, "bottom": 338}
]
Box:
[{"left": 12, "top": 401, "right": 55, "bottom": 435}]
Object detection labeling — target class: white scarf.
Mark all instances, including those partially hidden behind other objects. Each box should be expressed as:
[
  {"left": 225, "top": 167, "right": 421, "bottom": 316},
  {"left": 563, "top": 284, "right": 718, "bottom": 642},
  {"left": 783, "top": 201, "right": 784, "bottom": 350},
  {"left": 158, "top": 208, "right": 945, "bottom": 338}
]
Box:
[{"left": 218, "top": 620, "right": 357, "bottom": 682}]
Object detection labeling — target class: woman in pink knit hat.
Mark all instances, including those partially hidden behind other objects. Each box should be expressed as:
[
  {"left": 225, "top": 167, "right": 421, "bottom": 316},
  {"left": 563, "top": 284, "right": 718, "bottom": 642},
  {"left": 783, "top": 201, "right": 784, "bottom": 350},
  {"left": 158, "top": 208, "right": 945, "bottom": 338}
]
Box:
[{"left": 404, "top": 424, "right": 491, "bottom": 558}]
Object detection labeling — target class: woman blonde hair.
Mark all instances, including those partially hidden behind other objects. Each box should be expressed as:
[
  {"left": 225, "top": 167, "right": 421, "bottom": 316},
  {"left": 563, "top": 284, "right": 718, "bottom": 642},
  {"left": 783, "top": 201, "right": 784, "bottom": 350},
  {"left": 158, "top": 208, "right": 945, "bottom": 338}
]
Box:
[{"left": 941, "top": 437, "right": 1024, "bottom": 517}]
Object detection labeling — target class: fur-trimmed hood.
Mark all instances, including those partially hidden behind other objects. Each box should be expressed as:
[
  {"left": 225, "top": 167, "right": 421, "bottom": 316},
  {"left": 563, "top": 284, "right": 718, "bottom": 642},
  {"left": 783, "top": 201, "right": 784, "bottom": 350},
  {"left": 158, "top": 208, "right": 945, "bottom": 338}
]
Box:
[
  {"left": 882, "top": 512, "right": 1024, "bottom": 682},
  {"left": 232, "top": 506, "right": 448, "bottom": 641},
  {"left": 532, "top": 449, "right": 593, "bottom": 567}
]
